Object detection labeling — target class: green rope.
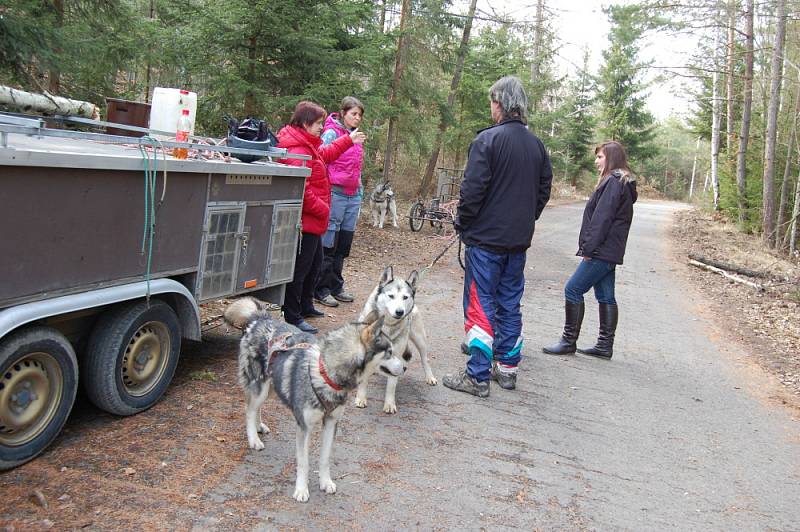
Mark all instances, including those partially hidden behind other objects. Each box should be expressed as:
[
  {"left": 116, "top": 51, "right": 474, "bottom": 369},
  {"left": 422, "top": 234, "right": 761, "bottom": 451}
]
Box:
[{"left": 138, "top": 136, "right": 163, "bottom": 302}]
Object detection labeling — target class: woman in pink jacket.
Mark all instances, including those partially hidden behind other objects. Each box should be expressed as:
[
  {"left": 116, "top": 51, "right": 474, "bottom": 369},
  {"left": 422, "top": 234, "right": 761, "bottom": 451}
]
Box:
[
  {"left": 314, "top": 96, "right": 366, "bottom": 308},
  {"left": 277, "top": 101, "right": 365, "bottom": 333}
]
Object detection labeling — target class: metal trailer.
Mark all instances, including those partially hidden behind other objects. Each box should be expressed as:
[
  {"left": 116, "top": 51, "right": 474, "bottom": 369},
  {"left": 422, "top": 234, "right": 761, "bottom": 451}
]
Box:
[{"left": 0, "top": 115, "right": 310, "bottom": 470}]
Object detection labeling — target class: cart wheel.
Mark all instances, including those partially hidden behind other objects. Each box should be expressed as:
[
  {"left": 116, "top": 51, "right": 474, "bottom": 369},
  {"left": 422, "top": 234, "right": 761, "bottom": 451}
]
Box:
[
  {"left": 0, "top": 327, "right": 78, "bottom": 471},
  {"left": 409, "top": 202, "right": 425, "bottom": 232},
  {"left": 83, "top": 300, "right": 181, "bottom": 416}
]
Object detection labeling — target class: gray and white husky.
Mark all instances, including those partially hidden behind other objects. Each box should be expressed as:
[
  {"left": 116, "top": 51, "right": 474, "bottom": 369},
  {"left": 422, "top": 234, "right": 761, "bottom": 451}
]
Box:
[
  {"left": 356, "top": 266, "right": 437, "bottom": 414},
  {"left": 370, "top": 181, "right": 398, "bottom": 228},
  {"left": 224, "top": 297, "right": 405, "bottom": 502}
]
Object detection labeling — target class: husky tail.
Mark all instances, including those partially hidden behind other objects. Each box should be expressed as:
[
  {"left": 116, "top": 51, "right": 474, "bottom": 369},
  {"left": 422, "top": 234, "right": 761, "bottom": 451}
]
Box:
[{"left": 224, "top": 296, "right": 270, "bottom": 329}]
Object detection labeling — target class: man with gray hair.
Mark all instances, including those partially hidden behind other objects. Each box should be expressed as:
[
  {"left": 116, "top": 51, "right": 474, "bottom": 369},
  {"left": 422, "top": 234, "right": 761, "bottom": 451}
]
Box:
[{"left": 443, "top": 75, "right": 553, "bottom": 397}]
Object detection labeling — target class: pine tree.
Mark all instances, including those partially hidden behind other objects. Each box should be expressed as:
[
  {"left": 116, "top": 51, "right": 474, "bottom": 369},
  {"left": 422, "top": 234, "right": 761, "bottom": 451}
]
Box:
[
  {"left": 553, "top": 50, "right": 595, "bottom": 187},
  {"left": 595, "top": 4, "right": 657, "bottom": 165}
]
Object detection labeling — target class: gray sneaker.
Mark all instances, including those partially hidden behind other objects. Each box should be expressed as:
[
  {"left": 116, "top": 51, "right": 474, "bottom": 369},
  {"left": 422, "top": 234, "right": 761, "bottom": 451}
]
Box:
[
  {"left": 491, "top": 364, "right": 517, "bottom": 390},
  {"left": 315, "top": 294, "right": 340, "bottom": 308},
  {"left": 442, "top": 370, "right": 489, "bottom": 398},
  {"left": 332, "top": 291, "right": 354, "bottom": 303}
]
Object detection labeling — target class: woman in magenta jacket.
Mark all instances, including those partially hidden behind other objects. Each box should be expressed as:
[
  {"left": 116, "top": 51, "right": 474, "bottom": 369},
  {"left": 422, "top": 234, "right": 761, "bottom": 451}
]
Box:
[
  {"left": 314, "top": 96, "right": 365, "bottom": 308},
  {"left": 277, "top": 101, "right": 366, "bottom": 333}
]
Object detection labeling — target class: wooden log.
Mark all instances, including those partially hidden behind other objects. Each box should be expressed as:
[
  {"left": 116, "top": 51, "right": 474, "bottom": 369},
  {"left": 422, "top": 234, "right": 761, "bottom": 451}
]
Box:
[
  {"left": 688, "top": 259, "right": 765, "bottom": 291},
  {"left": 687, "top": 252, "right": 768, "bottom": 278},
  {"left": 0, "top": 85, "right": 99, "bottom": 119}
]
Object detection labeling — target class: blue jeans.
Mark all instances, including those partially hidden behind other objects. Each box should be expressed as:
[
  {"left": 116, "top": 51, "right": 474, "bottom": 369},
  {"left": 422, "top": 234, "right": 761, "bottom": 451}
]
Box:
[
  {"left": 462, "top": 246, "right": 526, "bottom": 382},
  {"left": 564, "top": 258, "right": 617, "bottom": 305},
  {"left": 317, "top": 188, "right": 361, "bottom": 298},
  {"left": 321, "top": 188, "right": 361, "bottom": 248}
]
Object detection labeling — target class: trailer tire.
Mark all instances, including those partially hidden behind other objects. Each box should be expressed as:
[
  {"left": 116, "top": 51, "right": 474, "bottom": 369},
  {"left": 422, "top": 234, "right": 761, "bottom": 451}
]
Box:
[
  {"left": 83, "top": 300, "right": 181, "bottom": 416},
  {"left": 0, "top": 327, "right": 78, "bottom": 471}
]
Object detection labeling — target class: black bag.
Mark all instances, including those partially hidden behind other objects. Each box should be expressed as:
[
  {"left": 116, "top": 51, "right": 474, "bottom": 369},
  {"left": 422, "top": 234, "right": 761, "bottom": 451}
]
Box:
[{"left": 226, "top": 116, "right": 280, "bottom": 163}]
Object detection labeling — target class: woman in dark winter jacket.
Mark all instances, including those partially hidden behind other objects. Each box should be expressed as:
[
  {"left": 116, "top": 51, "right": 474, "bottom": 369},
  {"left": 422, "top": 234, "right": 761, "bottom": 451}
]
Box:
[
  {"left": 543, "top": 140, "right": 637, "bottom": 359},
  {"left": 277, "top": 101, "right": 366, "bottom": 333}
]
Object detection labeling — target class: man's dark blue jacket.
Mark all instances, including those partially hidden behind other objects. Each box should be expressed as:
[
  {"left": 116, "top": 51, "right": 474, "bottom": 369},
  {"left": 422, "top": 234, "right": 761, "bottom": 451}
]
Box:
[{"left": 457, "top": 118, "right": 553, "bottom": 254}]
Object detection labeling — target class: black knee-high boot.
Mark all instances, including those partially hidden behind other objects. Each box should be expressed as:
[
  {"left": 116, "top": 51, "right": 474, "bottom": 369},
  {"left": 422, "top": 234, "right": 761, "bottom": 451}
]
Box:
[
  {"left": 578, "top": 303, "right": 618, "bottom": 359},
  {"left": 542, "top": 302, "right": 585, "bottom": 355}
]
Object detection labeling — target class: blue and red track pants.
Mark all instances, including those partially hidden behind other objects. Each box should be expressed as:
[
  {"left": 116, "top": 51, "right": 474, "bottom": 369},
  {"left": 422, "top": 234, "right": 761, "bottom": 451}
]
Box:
[{"left": 463, "top": 245, "right": 526, "bottom": 382}]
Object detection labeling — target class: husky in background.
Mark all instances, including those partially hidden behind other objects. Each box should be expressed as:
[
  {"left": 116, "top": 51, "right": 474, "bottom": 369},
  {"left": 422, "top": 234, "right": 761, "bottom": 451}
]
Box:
[
  {"left": 369, "top": 181, "right": 398, "bottom": 228},
  {"left": 224, "top": 297, "right": 405, "bottom": 502},
  {"left": 355, "top": 266, "right": 436, "bottom": 414}
]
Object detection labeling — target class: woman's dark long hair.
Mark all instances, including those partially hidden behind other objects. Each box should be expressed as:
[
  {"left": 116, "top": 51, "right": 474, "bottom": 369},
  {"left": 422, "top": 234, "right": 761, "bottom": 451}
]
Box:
[
  {"left": 289, "top": 101, "right": 326, "bottom": 128},
  {"left": 595, "top": 141, "right": 633, "bottom": 185},
  {"left": 340, "top": 96, "right": 364, "bottom": 116}
]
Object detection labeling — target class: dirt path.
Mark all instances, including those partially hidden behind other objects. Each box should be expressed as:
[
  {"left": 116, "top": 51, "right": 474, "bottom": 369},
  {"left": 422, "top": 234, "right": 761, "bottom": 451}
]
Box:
[{"left": 2, "top": 201, "right": 799, "bottom": 530}]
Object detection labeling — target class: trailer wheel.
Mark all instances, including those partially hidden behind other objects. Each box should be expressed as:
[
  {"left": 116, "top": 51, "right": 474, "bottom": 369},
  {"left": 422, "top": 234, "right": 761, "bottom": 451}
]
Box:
[
  {"left": 0, "top": 327, "right": 78, "bottom": 471},
  {"left": 83, "top": 300, "right": 181, "bottom": 416}
]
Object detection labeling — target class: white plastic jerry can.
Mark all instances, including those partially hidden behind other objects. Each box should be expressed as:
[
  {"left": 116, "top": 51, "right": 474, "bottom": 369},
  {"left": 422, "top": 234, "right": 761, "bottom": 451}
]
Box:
[{"left": 148, "top": 87, "right": 197, "bottom": 138}]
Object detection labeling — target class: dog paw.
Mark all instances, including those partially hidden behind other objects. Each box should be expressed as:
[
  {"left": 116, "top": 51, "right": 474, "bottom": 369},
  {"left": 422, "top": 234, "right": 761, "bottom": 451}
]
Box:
[
  {"left": 354, "top": 397, "right": 367, "bottom": 408},
  {"left": 248, "top": 437, "right": 265, "bottom": 451},
  {"left": 382, "top": 403, "right": 398, "bottom": 414},
  {"left": 392, "top": 223, "right": 398, "bottom": 228},
  {"left": 426, "top": 375, "right": 438, "bottom": 386},
  {"left": 319, "top": 479, "right": 337, "bottom": 494},
  {"left": 258, "top": 422, "right": 270, "bottom": 434},
  {"left": 293, "top": 486, "right": 310, "bottom": 503}
]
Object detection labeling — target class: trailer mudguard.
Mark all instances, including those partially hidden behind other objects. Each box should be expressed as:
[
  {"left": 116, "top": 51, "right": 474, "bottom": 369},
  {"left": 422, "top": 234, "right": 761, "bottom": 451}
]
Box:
[{"left": 0, "top": 279, "right": 201, "bottom": 342}]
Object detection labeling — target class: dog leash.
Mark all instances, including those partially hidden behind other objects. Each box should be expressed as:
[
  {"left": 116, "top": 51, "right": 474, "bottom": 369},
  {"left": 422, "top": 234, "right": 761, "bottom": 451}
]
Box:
[{"left": 417, "top": 234, "right": 464, "bottom": 281}]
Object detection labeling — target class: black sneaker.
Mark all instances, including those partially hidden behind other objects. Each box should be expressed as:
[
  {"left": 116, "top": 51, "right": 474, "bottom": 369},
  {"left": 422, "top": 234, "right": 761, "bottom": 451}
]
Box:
[
  {"left": 491, "top": 365, "right": 517, "bottom": 390},
  {"left": 302, "top": 307, "right": 325, "bottom": 318},
  {"left": 442, "top": 370, "right": 489, "bottom": 398},
  {"left": 332, "top": 291, "right": 354, "bottom": 303}
]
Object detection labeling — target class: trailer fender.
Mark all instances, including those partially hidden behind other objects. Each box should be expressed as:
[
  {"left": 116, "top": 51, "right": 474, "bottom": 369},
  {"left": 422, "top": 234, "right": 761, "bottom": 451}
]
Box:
[{"left": 0, "top": 280, "right": 201, "bottom": 342}]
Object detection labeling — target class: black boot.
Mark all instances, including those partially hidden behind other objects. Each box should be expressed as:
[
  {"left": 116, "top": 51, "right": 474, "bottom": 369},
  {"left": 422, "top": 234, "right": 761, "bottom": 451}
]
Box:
[
  {"left": 542, "top": 302, "right": 585, "bottom": 355},
  {"left": 578, "top": 303, "right": 618, "bottom": 359}
]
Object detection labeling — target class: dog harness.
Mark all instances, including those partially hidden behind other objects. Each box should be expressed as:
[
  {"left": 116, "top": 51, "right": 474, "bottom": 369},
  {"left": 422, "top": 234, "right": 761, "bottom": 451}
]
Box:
[{"left": 268, "top": 332, "right": 344, "bottom": 413}]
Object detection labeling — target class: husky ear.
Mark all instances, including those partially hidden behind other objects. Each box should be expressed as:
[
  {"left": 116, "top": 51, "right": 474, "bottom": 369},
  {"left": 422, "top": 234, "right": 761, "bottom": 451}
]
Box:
[
  {"left": 407, "top": 270, "right": 419, "bottom": 293},
  {"left": 360, "top": 316, "right": 385, "bottom": 346},
  {"left": 379, "top": 266, "right": 393, "bottom": 288},
  {"left": 371, "top": 316, "right": 385, "bottom": 342}
]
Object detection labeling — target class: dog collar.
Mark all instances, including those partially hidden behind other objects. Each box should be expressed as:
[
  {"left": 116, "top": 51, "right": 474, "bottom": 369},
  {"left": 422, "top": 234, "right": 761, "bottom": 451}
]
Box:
[{"left": 318, "top": 355, "right": 343, "bottom": 392}]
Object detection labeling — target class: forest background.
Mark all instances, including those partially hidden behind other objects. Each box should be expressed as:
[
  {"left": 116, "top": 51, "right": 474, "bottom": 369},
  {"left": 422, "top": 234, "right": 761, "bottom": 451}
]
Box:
[{"left": 2, "top": 0, "right": 800, "bottom": 254}]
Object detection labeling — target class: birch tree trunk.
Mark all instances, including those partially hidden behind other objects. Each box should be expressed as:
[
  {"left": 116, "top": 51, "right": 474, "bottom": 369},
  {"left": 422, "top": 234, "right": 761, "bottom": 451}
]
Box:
[
  {"left": 417, "top": 0, "right": 477, "bottom": 198},
  {"left": 710, "top": 21, "right": 722, "bottom": 210},
  {"left": 690, "top": 136, "right": 700, "bottom": 198},
  {"left": 791, "top": 164, "right": 800, "bottom": 255},
  {"left": 777, "top": 68, "right": 800, "bottom": 249},
  {"left": 761, "top": 0, "right": 786, "bottom": 245},
  {"left": 735, "top": 0, "right": 754, "bottom": 224},
  {"left": 726, "top": 0, "right": 737, "bottom": 158},
  {"left": 382, "top": 0, "right": 411, "bottom": 184},
  {"left": 0, "top": 85, "right": 99, "bottom": 119}
]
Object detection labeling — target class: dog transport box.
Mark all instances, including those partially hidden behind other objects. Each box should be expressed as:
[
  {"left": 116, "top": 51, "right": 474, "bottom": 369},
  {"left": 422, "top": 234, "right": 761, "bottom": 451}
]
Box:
[{"left": 0, "top": 112, "right": 309, "bottom": 471}]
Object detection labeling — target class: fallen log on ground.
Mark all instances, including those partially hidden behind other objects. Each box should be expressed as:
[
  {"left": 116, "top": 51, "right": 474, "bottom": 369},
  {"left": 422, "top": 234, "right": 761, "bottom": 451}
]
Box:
[
  {"left": 687, "top": 252, "right": 768, "bottom": 278},
  {"left": 688, "top": 259, "right": 765, "bottom": 291},
  {"left": 0, "top": 85, "right": 99, "bottom": 119}
]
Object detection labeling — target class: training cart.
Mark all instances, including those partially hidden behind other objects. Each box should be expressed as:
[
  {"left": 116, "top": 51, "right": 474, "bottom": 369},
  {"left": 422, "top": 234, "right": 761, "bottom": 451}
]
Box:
[
  {"left": 0, "top": 114, "right": 310, "bottom": 470},
  {"left": 408, "top": 167, "right": 462, "bottom": 235}
]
